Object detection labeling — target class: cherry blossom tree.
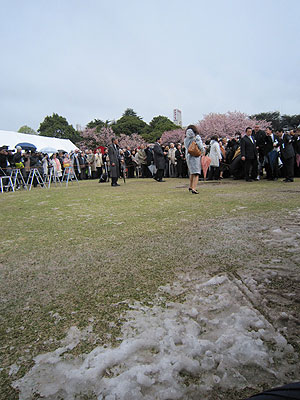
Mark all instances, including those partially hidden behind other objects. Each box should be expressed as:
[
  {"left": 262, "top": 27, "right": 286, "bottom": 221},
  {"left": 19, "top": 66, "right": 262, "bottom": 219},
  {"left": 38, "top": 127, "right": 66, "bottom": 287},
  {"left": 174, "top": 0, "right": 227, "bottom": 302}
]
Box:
[
  {"left": 197, "top": 111, "right": 270, "bottom": 139},
  {"left": 161, "top": 129, "right": 185, "bottom": 145},
  {"left": 78, "top": 127, "right": 115, "bottom": 149},
  {"left": 118, "top": 133, "right": 146, "bottom": 149},
  {"left": 79, "top": 127, "right": 145, "bottom": 150}
]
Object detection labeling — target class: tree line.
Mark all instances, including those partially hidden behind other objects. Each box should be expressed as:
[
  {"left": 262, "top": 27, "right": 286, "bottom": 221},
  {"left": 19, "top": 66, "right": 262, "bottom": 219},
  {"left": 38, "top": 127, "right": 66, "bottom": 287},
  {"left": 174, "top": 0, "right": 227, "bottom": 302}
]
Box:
[
  {"left": 18, "top": 108, "right": 180, "bottom": 145},
  {"left": 17, "top": 110, "right": 300, "bottom": 147}
]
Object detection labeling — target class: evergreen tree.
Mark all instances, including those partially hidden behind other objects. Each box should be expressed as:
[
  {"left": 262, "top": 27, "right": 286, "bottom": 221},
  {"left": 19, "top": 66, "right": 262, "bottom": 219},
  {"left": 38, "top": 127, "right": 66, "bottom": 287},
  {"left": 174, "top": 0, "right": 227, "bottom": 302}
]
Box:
[{"left": 38, "top": 113, "right": 81, "bottom": 143}]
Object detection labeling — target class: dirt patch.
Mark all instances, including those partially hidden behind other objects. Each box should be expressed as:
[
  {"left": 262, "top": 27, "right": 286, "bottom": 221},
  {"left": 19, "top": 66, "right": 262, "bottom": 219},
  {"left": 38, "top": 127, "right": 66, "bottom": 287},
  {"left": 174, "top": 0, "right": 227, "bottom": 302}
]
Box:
[{"left": 11, "top": 210, "right": 300, "bottom": 400}]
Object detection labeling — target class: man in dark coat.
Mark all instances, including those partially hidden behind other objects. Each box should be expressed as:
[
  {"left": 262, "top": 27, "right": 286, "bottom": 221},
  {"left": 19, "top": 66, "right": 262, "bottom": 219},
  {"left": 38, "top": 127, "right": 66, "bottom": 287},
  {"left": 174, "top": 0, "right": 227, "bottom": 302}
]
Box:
[
  {"left": 175, "top": 143, "right": 184, "bottom": 177},
  {"left": 144, "top": 145, "right": 154, "bottom": 178},
  {"left": 263, "top": 127, "right": 279, "bottom": 180},
  {"left": 277, "top": 129, "right": 295, "bottom": 182},
  {"left": 0, "top": 147, "right": 8, "bottom": 175},
  {"left": 252, "top": 125, "right": 266, "bottom": 177},
  {"left": 153, "top": 138, "right": 167, "bottom": 182},
  {"left": 240, "top": 127, "right": 258, "bottom": 182},
  {"left": 108, "top": 138, "right": 120, "bottom": 186}
]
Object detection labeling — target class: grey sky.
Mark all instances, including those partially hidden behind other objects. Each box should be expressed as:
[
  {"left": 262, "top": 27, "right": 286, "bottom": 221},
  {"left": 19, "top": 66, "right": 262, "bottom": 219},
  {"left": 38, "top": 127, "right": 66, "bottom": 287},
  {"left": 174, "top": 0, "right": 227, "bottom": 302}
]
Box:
[{"left": 1, "top": 0, "right": 299, "bottom": 131}]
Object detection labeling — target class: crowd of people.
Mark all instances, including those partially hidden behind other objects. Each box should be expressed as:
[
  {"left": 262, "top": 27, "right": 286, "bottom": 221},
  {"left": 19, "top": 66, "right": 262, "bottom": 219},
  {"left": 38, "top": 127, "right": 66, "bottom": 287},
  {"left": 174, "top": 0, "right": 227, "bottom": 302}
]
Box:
[{"left": 1, "top": 124, "right": 299, "bottom": 190}]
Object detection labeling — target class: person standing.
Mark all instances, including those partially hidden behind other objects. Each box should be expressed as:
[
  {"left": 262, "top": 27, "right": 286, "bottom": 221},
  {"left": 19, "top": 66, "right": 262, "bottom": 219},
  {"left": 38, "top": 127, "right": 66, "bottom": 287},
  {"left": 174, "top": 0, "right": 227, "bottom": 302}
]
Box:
[
  {"left": 184, "top": 125, "right": 205, "bottom": 194},
  {"left": 86, "top": 150, "right": 96, "bottom": 179},
  {"left": 277, "top": 129, "right": 295, "bottom": 182},
  {"left": 95, "top": 149, "right": 103, "bottom": 180},
  {"left": 0, "top": 147, "right": 8, "bottom": 175},
  {"left": 124, "top": 147, "right": 135, "bottom": 178},
  {"left": 42, "top": 153, "right": 49, "bottom": 179},
  {"left": 50, "top": 153, "right": 62, "bottom": 179},
  {"left": 144, "top": 145, "right": 154, "bottom": 178},
  {"left": 252, "top": 124, "right": 266, "bottom": 178},
  {"left": 153, "top": 137, "right": 167, "bottom": 182},
  {"left": 163, "top": 145, "right": 170, "bottom": 178},
  {"left": 79, "top": 151, "right": 87, "bottom": 180},
  {"left": 292, "top": 130, "right": 300, "bottom": 177},
  {"left": 175, "top": 143, "right": 184, "bottom": 178},
  {"left": 108, "top": 138, "right": 121, "bottom": 186},
  {"left": 263, "top": 127, "right": 279, "bottom": 180},
  {"left": 137, "top": 144, "right": 148, "bottom": 178},
  {"left": 240, "top": 127, "right": 258, "bottom": 182},
  {"left": 168, "top": 143, "right": 177, "bottom": 177},
  {"left": 208, "top": 135, "right": 222, "bottom": 180},
  {"left": 72, "top": 150, "right": 81, "bottom": 180}
]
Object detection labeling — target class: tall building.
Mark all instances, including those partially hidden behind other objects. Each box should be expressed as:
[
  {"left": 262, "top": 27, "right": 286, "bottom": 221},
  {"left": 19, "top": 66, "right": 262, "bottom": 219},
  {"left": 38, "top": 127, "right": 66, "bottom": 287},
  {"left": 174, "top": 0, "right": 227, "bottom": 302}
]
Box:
[
  {"left": 76, "top": 124, "right": 85, "bottom": 132},
  {"left": 173, "top": 109, "right": 182, "bottom": 127}
]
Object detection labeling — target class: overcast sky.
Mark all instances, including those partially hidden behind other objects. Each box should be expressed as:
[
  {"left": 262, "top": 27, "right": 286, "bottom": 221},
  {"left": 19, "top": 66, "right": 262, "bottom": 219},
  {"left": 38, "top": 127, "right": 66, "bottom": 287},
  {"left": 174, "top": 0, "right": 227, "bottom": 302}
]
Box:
[{"left": 1, "top": 0, "right": 299, "bottom": 131}]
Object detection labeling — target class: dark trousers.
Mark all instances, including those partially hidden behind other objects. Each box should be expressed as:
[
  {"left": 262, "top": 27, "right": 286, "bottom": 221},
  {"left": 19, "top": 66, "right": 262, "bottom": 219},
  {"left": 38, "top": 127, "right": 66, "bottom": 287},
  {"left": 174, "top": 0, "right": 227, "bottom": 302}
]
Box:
[
  {"left": 244, "top": 158, "right": 258, "bottom": 180},
  {"left": 169, "top": 163, "right": 176, "bottom": 177},
  {"left": 155, "top": 168, "right": 164, "bottom": 181},
  {"left": 265, "top": 154, "right": 278, "bottom": 180},
  {"left": 208, "top": 166, "right": 220, "bottom": 180},
  {"left": 96, "top": 167, "right": 103, "bottom": 179},
  {"left": 111, "top": 176, "right": 118, "bottom": 185},
  {"left": 80, "top": 168, "right": 87, "bottom": 180},
  {"left": 127, "top": 166, "right": 134, "bottom": 178},
  {"left": 282, "top": 156, "right": 294, "bottom": 180},
  {"left": 141, "top": 164, "right": 148, "bottom": 178},
  {"left": 176, "top": 160, "right": 183, "bottom": 177},
  {"left": 74, "top": 168, "right": 81, "bottom": 180}
]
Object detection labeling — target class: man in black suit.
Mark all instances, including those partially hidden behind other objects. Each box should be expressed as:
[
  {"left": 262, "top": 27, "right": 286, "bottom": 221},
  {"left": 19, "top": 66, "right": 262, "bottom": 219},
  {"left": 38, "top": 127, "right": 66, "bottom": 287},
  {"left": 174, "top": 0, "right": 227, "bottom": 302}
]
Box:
[
  {"left": 252, "top": 125, "right": 266, "bottom": 177},
  {"left": 240, "top": 127, "right": 258, "bottom": 182},
  {"left": 108, "top": 138, "right": 121, "bottom": 186},
  {"left": 277, "top": 129, "right": 295, "bottom": 182},
  {"left": 263, "top": 127, "right": 279, "bottom": 180},
  {"left": 153, "top": 137, "right": 167, "bottom": 182},
  {"left": 175, "top": 143, "right": 184, "bottom": 178}
]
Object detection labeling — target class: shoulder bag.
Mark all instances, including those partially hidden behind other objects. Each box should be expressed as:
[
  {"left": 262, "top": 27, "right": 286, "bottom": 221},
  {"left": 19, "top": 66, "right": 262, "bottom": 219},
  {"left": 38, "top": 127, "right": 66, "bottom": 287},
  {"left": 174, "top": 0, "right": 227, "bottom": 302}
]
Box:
[{"left": 188, "top": 141, "right": 201, "bottom": 157}]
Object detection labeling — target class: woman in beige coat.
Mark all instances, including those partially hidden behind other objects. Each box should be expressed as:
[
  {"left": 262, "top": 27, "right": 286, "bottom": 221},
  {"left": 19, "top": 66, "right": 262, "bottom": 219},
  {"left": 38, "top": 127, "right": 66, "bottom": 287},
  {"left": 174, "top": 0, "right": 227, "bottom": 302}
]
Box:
[{"left": 95, "top": 150, "right": 103, "bottom": 179}]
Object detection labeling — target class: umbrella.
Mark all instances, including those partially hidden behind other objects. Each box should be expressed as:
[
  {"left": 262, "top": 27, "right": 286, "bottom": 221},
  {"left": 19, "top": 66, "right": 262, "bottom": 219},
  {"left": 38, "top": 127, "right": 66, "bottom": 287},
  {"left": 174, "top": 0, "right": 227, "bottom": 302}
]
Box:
[
  {"left": 15, "top": 142, "right": 37, "bottom": 151},
  {"left": 40, "top": 146, "right": 58, "bottom": 153},
  {"left": 201, "top": 155, "right": 211, "bottom": 180}
]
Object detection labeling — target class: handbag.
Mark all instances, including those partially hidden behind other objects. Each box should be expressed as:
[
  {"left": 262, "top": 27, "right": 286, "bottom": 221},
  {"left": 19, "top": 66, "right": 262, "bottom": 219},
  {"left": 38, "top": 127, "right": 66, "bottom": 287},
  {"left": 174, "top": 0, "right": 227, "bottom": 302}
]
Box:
[{"left": 188, "top": 141, "right": 201, "bottom": 157}]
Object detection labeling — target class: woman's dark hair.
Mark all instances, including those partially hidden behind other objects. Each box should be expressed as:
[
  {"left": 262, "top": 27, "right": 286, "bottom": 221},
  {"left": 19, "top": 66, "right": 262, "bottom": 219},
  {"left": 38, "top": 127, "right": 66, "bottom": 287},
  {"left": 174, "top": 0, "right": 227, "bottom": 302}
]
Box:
[
  {"left": 185, "top": 124, "right": 199, "bottom": 135},
  {"left": 211, "top": 135, "right": 218, "bottom": 141}
]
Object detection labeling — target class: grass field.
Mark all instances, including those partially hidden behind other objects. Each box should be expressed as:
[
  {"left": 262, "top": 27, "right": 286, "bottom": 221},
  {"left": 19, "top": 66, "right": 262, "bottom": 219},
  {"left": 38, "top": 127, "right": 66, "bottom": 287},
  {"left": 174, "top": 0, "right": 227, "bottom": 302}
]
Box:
[{"left": 1, "top": 177, "right": 300, "bottom": 399}]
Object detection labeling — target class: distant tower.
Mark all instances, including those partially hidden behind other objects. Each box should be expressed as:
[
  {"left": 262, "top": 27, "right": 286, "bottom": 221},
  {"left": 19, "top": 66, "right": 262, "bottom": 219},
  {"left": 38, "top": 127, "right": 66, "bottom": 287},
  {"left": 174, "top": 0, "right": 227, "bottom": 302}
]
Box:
[
  {"left": 76, "top": 124, "right": 84, "bottom": 132},
  {"left": 173, "top": 109, "right": 182, "bottom": 127}
]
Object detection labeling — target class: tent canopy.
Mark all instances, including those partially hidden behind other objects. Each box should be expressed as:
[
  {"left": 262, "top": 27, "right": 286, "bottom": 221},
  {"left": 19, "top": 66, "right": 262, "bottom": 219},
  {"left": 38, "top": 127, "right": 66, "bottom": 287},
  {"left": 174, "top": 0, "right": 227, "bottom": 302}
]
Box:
[{"left": 0, "top": 130, "right": 79, "bottom": 153}]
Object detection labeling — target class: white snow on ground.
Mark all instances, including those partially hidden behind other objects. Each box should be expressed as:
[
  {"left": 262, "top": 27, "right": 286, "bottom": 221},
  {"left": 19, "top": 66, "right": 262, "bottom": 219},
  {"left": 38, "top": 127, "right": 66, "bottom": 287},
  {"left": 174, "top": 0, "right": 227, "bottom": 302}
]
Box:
[{"left": 13, "top": 274, "right": 298, "bottom": 400}]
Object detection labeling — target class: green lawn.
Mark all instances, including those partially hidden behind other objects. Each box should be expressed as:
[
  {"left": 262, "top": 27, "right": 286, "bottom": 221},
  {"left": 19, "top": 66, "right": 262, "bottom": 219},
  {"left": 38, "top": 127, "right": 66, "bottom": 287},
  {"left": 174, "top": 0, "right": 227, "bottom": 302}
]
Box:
[{"left": 1, "top": 177, "right": 299, "bottom": 399}]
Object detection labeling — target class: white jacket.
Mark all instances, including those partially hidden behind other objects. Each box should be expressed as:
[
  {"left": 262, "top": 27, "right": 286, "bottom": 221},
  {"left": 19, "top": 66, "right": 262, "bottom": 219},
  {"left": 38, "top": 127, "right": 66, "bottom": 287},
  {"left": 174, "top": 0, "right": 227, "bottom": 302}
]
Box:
[{"left": 209, "top": 140, "right": 222, "bottom": 167}]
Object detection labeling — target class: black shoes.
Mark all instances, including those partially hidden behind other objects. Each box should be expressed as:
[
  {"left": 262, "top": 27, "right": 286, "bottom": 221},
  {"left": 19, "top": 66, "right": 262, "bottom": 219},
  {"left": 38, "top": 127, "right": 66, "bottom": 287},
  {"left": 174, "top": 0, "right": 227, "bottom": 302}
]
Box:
[
  {"left": 283, "top": 178, "right": 294, "bottom": 182},
  {"left": 111, "top": 183, "right": 120, "bottom": 186},
  {"left": 191, "top": 189, "right": 199, "bottom": 194}
]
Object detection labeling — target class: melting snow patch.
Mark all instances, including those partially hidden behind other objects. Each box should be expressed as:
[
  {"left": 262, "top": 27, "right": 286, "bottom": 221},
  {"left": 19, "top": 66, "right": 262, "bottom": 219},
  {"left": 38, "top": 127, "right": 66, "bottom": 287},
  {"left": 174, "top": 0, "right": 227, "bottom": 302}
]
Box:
[{"left": 13, "top": 275, "right": 297, "bottom": 400}]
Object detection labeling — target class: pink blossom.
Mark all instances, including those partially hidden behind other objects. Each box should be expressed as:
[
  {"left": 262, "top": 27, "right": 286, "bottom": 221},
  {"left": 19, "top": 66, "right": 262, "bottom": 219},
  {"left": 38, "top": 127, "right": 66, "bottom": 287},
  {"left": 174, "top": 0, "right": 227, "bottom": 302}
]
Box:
[
  {"left": 161, "top": 129, "right": 185, "bottom": 145},
  {"left": 78, "top": 128, "right": 145, "bottom": 150},
  {"left": 118, "top": 133, "right": 146, "bottom": 149},
  {"left": 197, "top": 111, "right": 270, "bottom": 139}
]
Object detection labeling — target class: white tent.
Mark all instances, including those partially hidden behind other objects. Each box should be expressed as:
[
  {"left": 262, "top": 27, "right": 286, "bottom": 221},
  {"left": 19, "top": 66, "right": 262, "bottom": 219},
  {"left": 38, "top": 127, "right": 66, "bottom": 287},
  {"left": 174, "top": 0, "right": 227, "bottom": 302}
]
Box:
[{"left": 0, "top": 130, "right": 79, "bottom": 153}]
